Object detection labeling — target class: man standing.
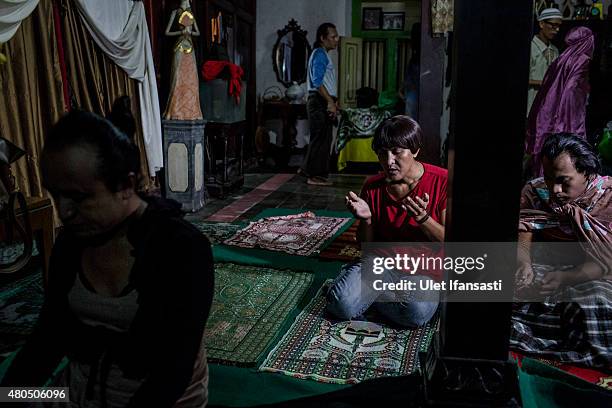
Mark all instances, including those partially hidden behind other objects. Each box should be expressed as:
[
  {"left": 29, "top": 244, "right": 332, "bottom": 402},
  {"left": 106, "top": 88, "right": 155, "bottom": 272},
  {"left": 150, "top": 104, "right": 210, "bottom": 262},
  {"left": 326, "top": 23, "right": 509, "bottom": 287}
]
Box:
[
  {"left": 300, "top": 23, "right": 339, "bottom": 186},
  {"left": 527, "top": 8, "right": 563, "bottom": 115}
]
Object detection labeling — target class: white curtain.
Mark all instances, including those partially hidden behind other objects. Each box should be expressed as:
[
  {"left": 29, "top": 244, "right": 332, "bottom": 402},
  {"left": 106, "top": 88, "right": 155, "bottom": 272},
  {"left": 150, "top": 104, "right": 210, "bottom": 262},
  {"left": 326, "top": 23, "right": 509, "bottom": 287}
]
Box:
[
  {"left": 74, "top": 0, "right": 163, "bottom": 176},
  {"left": 0, "top": 0, "right": 39, "bottom": 43}
]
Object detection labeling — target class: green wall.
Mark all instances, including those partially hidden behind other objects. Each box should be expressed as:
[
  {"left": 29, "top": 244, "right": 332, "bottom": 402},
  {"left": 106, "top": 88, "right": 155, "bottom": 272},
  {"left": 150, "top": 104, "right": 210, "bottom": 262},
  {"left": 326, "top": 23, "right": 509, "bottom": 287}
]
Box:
[{"left": 351, "top": 0, "right": 412, "bottom": 93}]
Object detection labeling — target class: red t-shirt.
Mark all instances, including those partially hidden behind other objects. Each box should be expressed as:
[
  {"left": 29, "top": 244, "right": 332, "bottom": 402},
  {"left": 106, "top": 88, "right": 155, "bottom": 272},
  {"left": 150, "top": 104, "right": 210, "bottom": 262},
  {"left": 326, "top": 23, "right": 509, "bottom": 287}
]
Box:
[{"left": 361, "top": 162, "right": 448, "bottom": 242}]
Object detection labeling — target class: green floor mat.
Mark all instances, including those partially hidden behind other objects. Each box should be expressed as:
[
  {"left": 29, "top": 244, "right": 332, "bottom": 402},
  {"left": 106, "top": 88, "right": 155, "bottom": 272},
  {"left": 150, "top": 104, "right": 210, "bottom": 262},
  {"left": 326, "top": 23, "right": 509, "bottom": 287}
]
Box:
[
  {"left": 0, "top": 272, "right": 44, "bottom": 356},
  {"left": 208, "top": 264, "right": 349, "bottom": 407},
  {"left": 206, "top": 263, "right": 314, "bottom": 366}
]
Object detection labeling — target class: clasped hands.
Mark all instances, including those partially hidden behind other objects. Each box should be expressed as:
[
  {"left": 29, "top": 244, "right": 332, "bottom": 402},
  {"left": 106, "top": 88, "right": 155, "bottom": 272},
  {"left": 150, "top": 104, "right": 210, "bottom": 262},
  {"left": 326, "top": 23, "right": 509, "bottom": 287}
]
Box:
[
  {"left": 515, "top": 262, "right": 570, "bottom": 295},
  {"left": 345, "top": 191, "right": 429, "bottom": 223}
]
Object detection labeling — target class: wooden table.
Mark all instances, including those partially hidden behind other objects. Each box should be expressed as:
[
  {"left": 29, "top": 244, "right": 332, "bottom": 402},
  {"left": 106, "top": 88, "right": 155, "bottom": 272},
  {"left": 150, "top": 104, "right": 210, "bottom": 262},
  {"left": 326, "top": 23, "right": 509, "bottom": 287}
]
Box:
[
  {"left": 205, "top": 121, "right": 246, "bottom": 198},
  {"left": 0, "top": 196, "right": 54, "bottom": 282}
]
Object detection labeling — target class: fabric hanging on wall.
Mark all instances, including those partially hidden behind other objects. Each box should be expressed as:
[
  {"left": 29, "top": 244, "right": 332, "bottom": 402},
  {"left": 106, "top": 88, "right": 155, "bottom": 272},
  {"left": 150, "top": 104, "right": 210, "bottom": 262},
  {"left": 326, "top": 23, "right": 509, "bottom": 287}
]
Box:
[
  {"left": 0, "top": 0, "right": 64, "bottom": 199},
  {"left": 431, "top": 0, "right": 453, "bottom": 36},
  {"left": 0, "top": 0, "right": 39, "bottom": 42},
  {"left": 61, "top": 0, "right": 151, "bottom": 189},
  {"left": 73, "top": 0, "right": 162, "bottom": 176}
]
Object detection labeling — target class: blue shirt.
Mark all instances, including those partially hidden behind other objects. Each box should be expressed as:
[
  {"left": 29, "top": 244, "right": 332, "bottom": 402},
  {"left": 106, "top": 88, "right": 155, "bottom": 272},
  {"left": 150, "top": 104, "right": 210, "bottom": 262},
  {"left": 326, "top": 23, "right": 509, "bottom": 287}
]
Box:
[{"left": 307, "top": 47, "right": 337, "bottom": 97}]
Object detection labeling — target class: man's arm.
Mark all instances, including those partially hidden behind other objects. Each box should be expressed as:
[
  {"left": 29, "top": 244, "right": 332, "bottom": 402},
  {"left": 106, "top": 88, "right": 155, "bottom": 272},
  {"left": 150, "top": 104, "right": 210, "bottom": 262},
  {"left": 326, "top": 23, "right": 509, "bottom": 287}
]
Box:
[
  {"left": 416, "top": 209, "right": 445, "bottom": 242},
  {"left": 129, "top": 231, "right": 214, "bottom": 407},
  {"left": 318, "top": 85, "right": 337, "bottom": 114},
  {"left": 516, "top": 231, "right": 535, "bottom": 287},
  {"left": 358, "top": 218, "right": 374, "bottom": 242}
]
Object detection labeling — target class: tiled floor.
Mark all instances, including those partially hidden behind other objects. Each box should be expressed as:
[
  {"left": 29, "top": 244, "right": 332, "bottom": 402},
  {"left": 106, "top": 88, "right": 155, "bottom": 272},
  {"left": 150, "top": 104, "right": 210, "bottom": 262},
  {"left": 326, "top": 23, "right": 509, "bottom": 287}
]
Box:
[{"left": 185, "top": 171, "right": 370, "bottom": 223}]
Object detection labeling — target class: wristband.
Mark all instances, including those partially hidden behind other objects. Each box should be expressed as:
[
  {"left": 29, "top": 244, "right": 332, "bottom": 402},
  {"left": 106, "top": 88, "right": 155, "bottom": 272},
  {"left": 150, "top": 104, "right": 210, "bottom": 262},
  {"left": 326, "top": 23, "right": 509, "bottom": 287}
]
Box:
[{"left": 416, "top": 213, "right": 430, "bottom": 224}]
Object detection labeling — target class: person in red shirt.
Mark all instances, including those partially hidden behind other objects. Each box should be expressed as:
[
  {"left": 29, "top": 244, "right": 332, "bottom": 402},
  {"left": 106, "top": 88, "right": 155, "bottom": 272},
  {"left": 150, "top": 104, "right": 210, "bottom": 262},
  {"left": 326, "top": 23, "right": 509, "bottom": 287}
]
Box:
[{"left": 326, "top": 116, "right": 446, "bottom": 327}]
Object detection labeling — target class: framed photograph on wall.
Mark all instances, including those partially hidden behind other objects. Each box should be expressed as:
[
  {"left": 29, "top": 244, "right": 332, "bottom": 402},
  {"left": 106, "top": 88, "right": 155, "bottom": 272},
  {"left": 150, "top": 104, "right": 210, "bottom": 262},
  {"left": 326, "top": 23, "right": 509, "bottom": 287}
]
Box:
[
  {"left": 382, "top": 12, "right": 405, "bottom": 31},
  {"left": 362, "top": 7, "right": 382, "bottom": 30}
]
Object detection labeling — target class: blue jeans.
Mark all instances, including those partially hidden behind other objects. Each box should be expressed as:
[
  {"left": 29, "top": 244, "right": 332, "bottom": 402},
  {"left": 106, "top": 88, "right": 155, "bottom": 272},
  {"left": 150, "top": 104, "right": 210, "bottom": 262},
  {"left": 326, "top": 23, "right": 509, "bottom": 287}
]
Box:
[{"left": 326, "top": 262, "right": 439, "bottom": 328}]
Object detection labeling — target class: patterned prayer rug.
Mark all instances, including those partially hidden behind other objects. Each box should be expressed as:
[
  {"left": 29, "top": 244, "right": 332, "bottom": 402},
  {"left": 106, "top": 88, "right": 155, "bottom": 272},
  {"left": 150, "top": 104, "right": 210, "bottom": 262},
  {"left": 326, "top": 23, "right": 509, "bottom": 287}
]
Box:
[
  {"left": 223, "top": 212, "right": 350, "bottom": 256},
  {"left": 259, "top": 282, "right": 437, "bottom": 384},
  {"left": 188, "top": 220, "right": 246, "bottom": 245},
  {"left": 205, "top": 263, "right": 314, "bottom": 366},
  {"left": 318, "top": 222, "right": 361, "bottom": 262},
  {"left": 0, "top": 272, "right": 44, "bottom": 357}
]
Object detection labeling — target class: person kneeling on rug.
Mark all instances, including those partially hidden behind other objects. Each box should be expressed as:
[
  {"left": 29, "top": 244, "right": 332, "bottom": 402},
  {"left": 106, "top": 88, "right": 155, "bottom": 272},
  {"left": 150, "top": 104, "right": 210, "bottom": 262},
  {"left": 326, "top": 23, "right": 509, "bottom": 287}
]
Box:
[{"left": 326, "top": 116, "right": 447, "bottom": 328}]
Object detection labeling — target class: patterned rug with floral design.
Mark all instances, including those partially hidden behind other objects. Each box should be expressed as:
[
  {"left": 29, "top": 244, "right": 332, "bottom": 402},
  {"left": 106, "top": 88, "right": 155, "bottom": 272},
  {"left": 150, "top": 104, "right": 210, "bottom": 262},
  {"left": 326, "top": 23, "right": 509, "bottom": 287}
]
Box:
[
  {"left": 205, "top": 263, "right": 313, "bottom": 366},
  {"left": 222, "top": 212, "right": 350, "bottom": 256},
  {"left": 259, "top": 281, "right": 437, "bottom": 384}
]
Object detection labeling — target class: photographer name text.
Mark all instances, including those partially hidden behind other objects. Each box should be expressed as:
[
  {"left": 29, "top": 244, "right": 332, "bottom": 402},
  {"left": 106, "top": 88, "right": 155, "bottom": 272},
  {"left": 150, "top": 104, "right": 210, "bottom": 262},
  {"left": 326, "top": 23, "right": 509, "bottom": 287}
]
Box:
[{"left": 372, "top": 279, "right": 503, "bottom": 292}]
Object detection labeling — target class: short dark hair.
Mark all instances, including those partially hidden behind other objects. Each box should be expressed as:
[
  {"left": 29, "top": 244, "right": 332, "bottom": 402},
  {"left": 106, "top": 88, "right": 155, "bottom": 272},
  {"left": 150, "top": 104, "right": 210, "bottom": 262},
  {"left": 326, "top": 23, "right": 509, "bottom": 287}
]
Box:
[
  {"left": 43, "top": 110, "right": 141, "bottom": 192},
  {"left": 313, "top": 23, "right": 336, "bottom": 49},
  {"left": 372, "top": 115, "right": 423, "bottom": 154},
  {"left": 356, "top": 87, "right": 378, "bottom": 108},
  {"left": 540, "top": 133, "right": 601, "bottom": 176}
]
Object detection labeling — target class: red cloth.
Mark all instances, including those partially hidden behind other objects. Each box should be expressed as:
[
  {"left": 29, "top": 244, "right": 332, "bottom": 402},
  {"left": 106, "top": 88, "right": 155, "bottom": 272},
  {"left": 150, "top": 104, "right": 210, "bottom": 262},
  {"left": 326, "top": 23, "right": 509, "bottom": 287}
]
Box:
[
  {"left": 360, "top": 163, "right": 448, "bottom": 281},
  {"left": 201, "top": 61, "right": 244, "bottom": 103},
  {"left": 361, "top": 162, "right": 448, "bottom": 242},
  {"left": 510, "top": 351, "right": 612, "bottom": 389}
]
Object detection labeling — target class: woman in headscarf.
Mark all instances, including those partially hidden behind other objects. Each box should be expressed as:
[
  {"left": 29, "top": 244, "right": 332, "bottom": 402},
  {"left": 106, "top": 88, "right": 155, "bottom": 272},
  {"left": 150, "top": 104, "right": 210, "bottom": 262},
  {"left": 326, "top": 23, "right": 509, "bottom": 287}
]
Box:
[{"left": 526, "top": 27, "right": 595, "bottom": 178}]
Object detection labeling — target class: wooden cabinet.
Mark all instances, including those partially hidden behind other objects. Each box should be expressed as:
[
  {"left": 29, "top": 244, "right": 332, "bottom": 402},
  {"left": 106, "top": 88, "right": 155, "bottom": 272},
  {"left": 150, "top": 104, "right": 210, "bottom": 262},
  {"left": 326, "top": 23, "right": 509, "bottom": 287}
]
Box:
[
  {"left": 195, "top": 0, "right": 256, "bottom": 159},
  {"left": 260, "top": 101, "right": 307, "bottom": 148}
]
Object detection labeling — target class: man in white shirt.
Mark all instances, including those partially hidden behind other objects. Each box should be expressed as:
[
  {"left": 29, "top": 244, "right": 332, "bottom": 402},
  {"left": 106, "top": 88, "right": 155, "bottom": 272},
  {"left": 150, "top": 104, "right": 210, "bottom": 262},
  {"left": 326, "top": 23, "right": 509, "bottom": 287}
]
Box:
[
  {"left": 300, "top": 22, "right": 339, "bottom": 186},
  {"left": 527, "top": 8, "right": 563, "bottom": 115}
]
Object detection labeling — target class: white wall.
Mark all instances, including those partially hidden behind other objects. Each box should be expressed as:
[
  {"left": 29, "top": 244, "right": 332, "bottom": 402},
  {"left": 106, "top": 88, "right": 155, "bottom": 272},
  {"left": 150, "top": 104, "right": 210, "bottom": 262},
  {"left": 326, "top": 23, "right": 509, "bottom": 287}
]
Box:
[{"left": 256, "top": 0, "right": 352, "bottom": 99}]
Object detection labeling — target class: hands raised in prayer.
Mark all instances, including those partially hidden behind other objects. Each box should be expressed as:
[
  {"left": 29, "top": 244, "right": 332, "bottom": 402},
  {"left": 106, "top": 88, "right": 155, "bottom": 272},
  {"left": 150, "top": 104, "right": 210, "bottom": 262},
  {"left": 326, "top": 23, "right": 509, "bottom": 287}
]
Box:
[
  {"left": 345, "top": 191, "right": 372, "bottom": 221},
  {"left": 402, "top": 193, "right": 430, "bottom": 223}
]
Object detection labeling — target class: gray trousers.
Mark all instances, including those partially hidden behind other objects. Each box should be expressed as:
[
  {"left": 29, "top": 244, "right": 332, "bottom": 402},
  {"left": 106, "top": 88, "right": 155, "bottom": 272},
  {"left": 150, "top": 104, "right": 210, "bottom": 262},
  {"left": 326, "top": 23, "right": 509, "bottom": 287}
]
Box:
[{"left": 302, "top": 93, "right": 333, "bottom": 178}]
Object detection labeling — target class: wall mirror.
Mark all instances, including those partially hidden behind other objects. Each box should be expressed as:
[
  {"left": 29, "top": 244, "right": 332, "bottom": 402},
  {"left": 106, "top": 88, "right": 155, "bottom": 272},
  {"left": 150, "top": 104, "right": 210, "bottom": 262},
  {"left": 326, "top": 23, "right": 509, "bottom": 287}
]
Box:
[{"left": 272, "top": 19, "right": 312, "bottom": 88}]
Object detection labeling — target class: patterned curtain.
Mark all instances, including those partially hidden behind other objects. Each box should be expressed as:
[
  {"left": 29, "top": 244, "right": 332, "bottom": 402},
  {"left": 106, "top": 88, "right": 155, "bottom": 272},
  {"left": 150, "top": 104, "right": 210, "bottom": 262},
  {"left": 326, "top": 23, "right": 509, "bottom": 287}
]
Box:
[{"left": 432, "top": 0, "right": 454, "bottom": 36}]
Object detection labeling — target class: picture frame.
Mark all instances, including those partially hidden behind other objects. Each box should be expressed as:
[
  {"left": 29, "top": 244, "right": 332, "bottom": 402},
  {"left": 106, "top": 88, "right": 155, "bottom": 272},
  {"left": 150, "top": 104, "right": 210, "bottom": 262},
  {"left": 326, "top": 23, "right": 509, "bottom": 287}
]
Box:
[
  {"left": 382, "top": 12, "right": 405, "bottom": 31},
  {"left": 362, "top": 7, "right": 382, "bottom": 31}
]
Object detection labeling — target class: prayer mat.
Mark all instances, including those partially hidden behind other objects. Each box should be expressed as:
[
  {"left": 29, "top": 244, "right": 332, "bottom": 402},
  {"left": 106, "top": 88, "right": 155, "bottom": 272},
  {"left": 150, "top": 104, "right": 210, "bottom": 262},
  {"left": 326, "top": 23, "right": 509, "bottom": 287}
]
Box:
[
  {"left": 223, "top": 212, "right": 350, "bottom": 256},
  {"left": 511, "top": 351, "right": 612, "bottom": 390},
  {"left": 259, "top": 281, "right": 437, "bottom": 384},
  {"left": 0, "top": 272, "right": 44, "bottom": 356},
  {"left": 318, "top": 222, "right": 361, "bottom": 262},
  {"left": 205, "top": 263, "right": 314, "bottom": 366},
  {"left": 517, "top": 356, "right": 612, "bottom": 408},
  {"left": 189, "top": 220, "right": 246, "bottom": 245}
]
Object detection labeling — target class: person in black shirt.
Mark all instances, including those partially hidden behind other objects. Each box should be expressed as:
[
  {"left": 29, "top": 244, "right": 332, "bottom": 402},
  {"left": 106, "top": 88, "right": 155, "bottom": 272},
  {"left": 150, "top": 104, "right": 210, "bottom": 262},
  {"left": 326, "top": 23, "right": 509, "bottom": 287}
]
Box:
[{"left": 2, "top": 110, "right": 214, "bottom": 407}]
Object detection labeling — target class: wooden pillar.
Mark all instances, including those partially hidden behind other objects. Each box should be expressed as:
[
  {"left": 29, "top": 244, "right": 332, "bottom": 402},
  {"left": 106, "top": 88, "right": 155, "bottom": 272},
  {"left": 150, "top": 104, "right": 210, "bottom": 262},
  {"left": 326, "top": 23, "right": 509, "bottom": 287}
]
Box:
[
  {"left": 442, "top": 0, "right": 533, "bottom": 359},
  {"left": 418, "top": 0, "right": 445, "bottom": 166}
]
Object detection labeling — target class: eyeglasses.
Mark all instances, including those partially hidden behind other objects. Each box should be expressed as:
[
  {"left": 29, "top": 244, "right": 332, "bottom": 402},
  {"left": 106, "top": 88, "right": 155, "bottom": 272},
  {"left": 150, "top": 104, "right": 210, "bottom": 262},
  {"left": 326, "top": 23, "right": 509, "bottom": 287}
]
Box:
[{"left": 544, "top": 21, "right": 562, "bottom": 30}]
